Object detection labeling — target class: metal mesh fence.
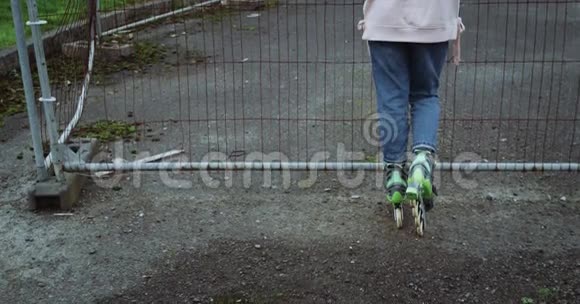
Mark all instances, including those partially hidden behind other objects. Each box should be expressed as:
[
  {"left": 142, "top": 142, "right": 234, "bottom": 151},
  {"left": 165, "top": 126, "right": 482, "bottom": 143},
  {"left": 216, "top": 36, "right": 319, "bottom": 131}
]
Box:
[
  {"left": 53, "top": 0, "right": 579, "bottom": 167},
  {"left": 33, "top": 0, "right": 96, "bottom": 146}
]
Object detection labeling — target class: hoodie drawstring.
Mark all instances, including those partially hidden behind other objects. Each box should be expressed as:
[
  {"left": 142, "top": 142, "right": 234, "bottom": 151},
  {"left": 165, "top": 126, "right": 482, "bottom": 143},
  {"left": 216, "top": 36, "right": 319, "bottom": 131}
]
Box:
[{"left": 452, "top": 17, "right": 466, "bottom": 65}]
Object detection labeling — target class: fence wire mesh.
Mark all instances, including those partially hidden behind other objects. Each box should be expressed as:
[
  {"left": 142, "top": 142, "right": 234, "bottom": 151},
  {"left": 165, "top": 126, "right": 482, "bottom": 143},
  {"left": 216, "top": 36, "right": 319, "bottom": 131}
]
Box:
[
  {"left": 32, "top": 0, "right": 96, "bottom": 146},
  {"left": 51, "top": 0, "right": 579, "bottom": 167}
]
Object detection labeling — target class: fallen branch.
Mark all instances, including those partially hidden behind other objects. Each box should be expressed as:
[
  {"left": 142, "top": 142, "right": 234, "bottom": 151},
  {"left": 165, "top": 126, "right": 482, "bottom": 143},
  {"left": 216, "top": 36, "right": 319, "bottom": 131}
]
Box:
[{"left": 94, "top": 149, "right": 184, "bottom": 177}]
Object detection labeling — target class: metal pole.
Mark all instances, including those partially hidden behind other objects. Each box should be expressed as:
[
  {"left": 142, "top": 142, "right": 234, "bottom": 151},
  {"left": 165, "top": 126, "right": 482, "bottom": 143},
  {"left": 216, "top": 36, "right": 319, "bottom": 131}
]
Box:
[
  {"left": 63, "top": 161, "right": 580, "bottom": 172},
  {"left": 95, "top": 0, "right": 102, "bottom": 40},
  {"left": 25, "top": 0, "right": 65, "bottom": 182},
  {"left": 10, "top": 0, "right": 48, "bottom": 181},
  {"left": 101, "top": 0, "right": 220, "bottom": 37}
]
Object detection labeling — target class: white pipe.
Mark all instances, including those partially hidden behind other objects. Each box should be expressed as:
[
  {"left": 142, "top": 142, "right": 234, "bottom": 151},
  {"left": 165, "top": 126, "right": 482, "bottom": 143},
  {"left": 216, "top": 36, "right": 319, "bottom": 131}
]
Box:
[
  {"left": 63, "top": 161, "right": 580, "bottom": 172},
  {"left": 101, "top": 0, "right": 220, "bottom": 37},
  {"left": 44, "top": 9, "right": 96, "bottom": 169}
]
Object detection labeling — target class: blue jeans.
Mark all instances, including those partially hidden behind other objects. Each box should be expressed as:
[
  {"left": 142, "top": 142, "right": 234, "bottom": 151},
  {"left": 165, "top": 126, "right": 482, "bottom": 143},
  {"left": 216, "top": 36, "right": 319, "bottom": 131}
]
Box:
[{"left": 369, "top": 40, "right": 448, "bottom": 164}]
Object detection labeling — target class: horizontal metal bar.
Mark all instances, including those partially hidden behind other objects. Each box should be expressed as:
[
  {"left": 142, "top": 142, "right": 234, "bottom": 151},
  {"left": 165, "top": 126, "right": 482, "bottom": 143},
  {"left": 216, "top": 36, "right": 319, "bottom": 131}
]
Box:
[
  {"left": 64, "top": 162, "right": 580, "bottom": 172},
  {"left": 25, "top": 20, "right": 47, "bottom": 26},
  {"left": 39, "top": 96, "right": 56, "bottom": 103},
  {"left": 101, "top": 0, "right": 220, "bottom": 37}
]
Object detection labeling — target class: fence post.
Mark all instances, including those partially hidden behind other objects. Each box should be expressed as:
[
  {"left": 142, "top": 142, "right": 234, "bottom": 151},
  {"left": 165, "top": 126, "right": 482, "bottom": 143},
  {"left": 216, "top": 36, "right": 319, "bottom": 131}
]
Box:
[
  {"left": 95, "top": 0, "right": 102, "bottom": 40},
  {"left": 24, "top": 0, "right": 65, "bottom": 182},
  {"left": 10, "top": 0, "right": 48, "bottom": 181}
]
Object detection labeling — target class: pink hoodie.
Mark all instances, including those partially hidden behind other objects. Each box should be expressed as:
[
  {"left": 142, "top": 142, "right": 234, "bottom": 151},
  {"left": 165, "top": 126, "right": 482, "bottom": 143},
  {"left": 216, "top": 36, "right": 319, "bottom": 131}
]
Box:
[{"left": 359, "top": 0, "right": 465, "bottom": 63}]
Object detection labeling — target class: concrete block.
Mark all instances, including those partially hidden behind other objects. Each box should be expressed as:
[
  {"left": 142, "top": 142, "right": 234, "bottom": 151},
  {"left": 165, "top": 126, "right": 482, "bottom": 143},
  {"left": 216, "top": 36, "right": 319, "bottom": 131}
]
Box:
[
  {"left": 28, "top": 139, "right": 99, "bottom": 210},
  {"left": 62, "top": 40, "right": 134, "bottom": 61},
  {"left": 61, "top": 40, "right": 90, "bottom": 59}
]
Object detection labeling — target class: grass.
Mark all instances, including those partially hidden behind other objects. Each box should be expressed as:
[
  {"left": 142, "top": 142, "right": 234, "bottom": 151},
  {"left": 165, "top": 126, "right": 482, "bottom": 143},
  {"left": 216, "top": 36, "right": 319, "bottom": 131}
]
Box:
[
  {"left": 0, "top": 2, "right": 16, "bottom": 49},
  {"left": 73, "top": 120, "right": 137, "bottom": 142},
  {"left": 0, "top": 0, "right": 141, "bottom": 49},
  {"left": 0, "top": 0, "right": 230, "bottom": 123},
  {"left": 521, "top": 287, "right": 559, "bottom": 304},
  {"left": 0, "top": 70, "right": 27, "bottom": 126},
  {"left": 537, "top": 287, "right": 557, "bottom": 302},
  {"left": 521, "top": 297, "right": 534, "bottom": 304},
  {"left": 365, "top": 154, "right": 378, "bottom": 163},
  {"left": 265, "top": 0, "right": 279, "bottom": 8},
  {"left": 0, "top": 38, "right": 165, "bottom": 126},
  {"left": 92, "top": 40, "right": 167, "bottom": 84},
  {"left": 239, "top": 25, "right": 256, "bottom": 31},
  {"left": 1, "top": 0, "right": 280, "bottom": 48},
  {"left": 187, "top": 6, "right": 235, "bottom": 23}
]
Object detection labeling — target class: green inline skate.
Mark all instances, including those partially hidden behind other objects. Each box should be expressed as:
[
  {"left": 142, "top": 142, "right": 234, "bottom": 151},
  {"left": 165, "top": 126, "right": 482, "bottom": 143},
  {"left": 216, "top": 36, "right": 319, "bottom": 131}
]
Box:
[
  {"left": 384, "top": 163, "right": 407, "bottom": 229},
  {"left": 406, "top": 151, "right": 437, "bottom": 236}
]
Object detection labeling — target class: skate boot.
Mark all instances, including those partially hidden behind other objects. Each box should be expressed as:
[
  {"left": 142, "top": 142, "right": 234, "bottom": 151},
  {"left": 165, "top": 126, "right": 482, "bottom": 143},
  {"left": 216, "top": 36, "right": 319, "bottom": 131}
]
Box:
[
  {"left": 406, "top": 150, "right": 436, "bottom": 236},
  {"left": 385, "top": 163, "right": 407, "bottom": 229}
]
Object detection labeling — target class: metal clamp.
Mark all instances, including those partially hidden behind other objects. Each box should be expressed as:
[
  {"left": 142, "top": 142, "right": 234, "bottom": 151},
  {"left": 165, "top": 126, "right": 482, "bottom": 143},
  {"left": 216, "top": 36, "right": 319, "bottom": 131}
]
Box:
[
  {"left": 26, "top": 20, "right": 47, "bottom": 26},
  {"left": 39, "top": 96, "right": 56, "bottom": 103}
]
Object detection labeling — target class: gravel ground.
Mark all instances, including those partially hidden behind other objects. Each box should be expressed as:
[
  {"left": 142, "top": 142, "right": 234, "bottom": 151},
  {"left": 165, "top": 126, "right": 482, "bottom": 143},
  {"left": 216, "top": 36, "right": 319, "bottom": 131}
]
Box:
[{"left": 1, "top": 1, "right": 579, "bottom": 303}]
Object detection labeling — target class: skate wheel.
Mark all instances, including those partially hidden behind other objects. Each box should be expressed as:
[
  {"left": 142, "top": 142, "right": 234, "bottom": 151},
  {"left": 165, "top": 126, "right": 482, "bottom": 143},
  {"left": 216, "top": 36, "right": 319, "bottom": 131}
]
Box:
[
  {"left": 411, "top": 200, "right": 418, "bottom": 219},
  {"left": 411, "top": 201, "right": 421, "bottom": 226},
  {"left": 416, "top": 202, "right": 426, "bottom": 237},
  {"left": 394, "top": 207, "right": 403, "bottom": 229},
  {"left": 416, "top": 218, "right": 425, "bottom": 237}
]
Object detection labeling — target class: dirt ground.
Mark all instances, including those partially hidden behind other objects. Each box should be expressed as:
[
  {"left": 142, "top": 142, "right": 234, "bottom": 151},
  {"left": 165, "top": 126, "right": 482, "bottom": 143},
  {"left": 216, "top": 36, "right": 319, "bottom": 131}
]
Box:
[
  {"left": 1, "top": 137, "right": 579, "bottom": 303},
  {"left": 1, "top": 1, "right": 580, "bottom": 303}
]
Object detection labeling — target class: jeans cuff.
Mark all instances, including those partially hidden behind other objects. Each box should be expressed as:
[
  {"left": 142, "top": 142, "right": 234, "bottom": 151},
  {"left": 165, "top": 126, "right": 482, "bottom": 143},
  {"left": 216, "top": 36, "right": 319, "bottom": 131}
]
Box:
[
  {"left": 383, "top": 157, "right": 407, "bottom": 165},
  {"left": 412, "top": 143, "right": 437, "bottom": 154}
]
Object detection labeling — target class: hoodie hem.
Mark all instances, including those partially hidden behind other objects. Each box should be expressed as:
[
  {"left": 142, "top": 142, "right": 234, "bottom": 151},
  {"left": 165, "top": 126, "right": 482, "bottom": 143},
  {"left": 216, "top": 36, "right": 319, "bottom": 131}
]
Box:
[{"left": 362, "top": 23, "right": 458, "bottom": 43}]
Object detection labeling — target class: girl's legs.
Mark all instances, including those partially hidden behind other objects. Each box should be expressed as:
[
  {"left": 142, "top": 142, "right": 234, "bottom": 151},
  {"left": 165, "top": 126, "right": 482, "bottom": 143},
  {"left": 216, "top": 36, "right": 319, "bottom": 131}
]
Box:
[
  {"left": 368, "top": 41, "right": 410, "bottom": 209},
  {"left": 368, "top": 41, "right": 410, "bottom": 164},
  {"left": 369, "top": 40, "right": 447, "bottom": 232},
  {"left": 409, "top": 42, "right": 448, "bottom": 154},
  {"left": 406, "top": 42, "right": 448, "bottom": 205}
]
